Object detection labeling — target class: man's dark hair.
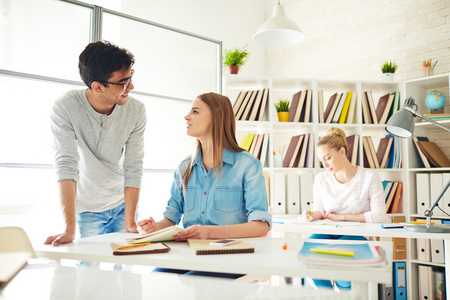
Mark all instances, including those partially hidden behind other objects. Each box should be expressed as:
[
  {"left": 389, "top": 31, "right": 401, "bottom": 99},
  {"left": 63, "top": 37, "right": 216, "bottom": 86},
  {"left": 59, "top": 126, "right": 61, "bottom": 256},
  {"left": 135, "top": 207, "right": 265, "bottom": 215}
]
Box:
[{"left": 78, "top": 40, "right": 135, "bottom": 89}]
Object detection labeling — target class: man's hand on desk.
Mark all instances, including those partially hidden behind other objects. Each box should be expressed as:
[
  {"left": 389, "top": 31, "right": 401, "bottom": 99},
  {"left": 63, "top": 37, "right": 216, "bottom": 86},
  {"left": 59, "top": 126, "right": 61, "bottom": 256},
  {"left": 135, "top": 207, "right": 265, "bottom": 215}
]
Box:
[{"left": 44, "top": 231, "right": 75, "bottom": 247}]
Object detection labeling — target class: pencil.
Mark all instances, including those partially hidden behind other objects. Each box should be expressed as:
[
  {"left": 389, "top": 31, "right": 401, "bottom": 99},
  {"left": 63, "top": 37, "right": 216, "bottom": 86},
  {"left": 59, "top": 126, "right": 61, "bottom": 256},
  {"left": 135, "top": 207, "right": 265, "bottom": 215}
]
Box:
[
  {"left": 118, "top": 242, "right": 151, "bottom": 250},
  {"left": 310, "top": 202, "right": 313, "bottom": 221}
]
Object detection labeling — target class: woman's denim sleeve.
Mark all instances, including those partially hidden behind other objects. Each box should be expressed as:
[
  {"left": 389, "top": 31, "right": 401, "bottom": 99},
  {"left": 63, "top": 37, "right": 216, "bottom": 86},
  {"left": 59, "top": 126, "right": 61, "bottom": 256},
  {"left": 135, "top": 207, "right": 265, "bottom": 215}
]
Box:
[
  {"left": 163, "top": 167, "right": 185, "bottom": 225},
  {"left": 243, "top": 159, "right": 272, "bottom": 229}
]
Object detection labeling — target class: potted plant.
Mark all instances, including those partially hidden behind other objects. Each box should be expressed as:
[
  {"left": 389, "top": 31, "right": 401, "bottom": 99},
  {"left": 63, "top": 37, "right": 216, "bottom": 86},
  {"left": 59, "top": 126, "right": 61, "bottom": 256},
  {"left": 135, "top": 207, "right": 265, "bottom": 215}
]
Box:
[
  {"left": 381, "top": 61, "right": 398, "bottom": 81},
  {"left": 223, "top": 45, "right": 249, "bottom": 74},
  {"left": 274, "top": 99, "right": 290, "bottom": 122}
]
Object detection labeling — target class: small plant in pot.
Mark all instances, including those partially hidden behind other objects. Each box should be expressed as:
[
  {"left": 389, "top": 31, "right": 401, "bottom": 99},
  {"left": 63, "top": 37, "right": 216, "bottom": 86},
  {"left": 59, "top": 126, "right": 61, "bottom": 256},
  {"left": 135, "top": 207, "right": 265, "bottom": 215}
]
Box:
[
  {"left": 274, "top": 99, "right": 290, "bottom": 122},
  {"left": 381, "top": 61, "right": 398, "bottom": 81},
  {"left": 223, "top": 45, "right": 249, "bottom": 75}
]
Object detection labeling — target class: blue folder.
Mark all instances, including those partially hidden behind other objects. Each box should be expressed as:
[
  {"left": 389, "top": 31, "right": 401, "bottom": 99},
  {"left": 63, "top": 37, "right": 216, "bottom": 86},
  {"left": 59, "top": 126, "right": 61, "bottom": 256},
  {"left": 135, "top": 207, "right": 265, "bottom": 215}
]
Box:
[{"left": 393, "top": 261, "right": 407, "bottom": 300}]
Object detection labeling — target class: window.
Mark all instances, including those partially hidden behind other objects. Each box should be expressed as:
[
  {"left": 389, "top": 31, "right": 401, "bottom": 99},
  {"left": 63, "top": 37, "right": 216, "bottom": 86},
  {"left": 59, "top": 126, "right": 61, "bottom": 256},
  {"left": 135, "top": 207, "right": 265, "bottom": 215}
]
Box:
[{"left": 0, "top": 0, "right": 221, "bottom": 240}]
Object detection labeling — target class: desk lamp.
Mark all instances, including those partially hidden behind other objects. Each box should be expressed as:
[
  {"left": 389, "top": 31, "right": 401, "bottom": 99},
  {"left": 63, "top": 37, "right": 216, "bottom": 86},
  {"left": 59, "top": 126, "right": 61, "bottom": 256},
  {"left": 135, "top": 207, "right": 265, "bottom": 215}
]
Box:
[{"left": 385, "top": 96, "right": 450, "bottom": 233}]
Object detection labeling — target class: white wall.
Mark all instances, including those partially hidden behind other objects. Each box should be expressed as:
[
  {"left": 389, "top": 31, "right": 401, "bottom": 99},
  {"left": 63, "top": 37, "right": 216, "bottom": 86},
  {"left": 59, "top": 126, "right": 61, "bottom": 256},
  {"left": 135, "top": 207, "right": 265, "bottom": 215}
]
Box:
[
  {"left": 265, "top": 0, "right": 450, "bottom": 82},
  {"left": 87, "top": 0, "right": 269, "bottom": 77}
]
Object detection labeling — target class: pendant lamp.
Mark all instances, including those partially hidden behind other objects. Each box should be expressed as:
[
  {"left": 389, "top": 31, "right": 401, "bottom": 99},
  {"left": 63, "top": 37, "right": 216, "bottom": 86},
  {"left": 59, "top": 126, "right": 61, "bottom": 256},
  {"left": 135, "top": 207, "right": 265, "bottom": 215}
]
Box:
[{"left": 253, "top": 1, "right": 305, "bottom": 47}]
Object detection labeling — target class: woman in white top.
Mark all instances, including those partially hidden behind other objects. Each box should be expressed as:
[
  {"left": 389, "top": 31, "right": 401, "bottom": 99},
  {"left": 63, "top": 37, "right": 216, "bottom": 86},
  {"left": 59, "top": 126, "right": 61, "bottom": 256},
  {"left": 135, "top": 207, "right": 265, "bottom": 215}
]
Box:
[
  {"left": 302, "top": 127, "right": 386, "bottom": 290},
  {"left": 303, "top": 127, "right": 386, "bottom": 224}
]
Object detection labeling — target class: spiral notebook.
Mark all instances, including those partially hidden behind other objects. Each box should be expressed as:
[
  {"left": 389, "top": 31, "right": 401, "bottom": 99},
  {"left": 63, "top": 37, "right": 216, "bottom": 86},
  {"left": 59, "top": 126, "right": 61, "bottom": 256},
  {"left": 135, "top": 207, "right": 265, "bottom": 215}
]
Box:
[{"left": 188, "top": 239, "right": 254, "bottom": 255}]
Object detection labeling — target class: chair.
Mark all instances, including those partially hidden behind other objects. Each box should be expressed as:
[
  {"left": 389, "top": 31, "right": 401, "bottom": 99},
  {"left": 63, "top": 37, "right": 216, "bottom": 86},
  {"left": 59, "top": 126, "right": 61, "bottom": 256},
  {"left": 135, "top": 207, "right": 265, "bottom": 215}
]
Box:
[{"left": 0, "top": 226, "right": 37, "bottom": 258}]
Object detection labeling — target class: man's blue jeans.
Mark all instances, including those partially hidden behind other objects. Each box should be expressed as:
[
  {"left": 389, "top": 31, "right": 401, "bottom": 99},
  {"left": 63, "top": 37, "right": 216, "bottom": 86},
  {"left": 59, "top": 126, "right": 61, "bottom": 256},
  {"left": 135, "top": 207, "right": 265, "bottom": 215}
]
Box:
[{"left": 76, "top": 202, "right": 127, "bottom": 238}]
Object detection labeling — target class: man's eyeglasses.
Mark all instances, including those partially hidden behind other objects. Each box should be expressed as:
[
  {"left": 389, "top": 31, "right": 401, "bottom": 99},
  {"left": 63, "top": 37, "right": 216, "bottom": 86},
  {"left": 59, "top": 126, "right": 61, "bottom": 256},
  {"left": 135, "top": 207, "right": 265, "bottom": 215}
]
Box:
[{"left": 102, "top": 69, "right": 134, "bottom": 91}]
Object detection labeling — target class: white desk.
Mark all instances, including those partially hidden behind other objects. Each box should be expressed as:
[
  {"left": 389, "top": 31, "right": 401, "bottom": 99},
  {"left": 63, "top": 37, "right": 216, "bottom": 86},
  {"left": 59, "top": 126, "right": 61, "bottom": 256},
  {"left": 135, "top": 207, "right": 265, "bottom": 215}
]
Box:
[
  {"left": 34, "top": 235, "right": 392, "bottom": 299},
  {"left": 272, "top": 222, "right": 450, "bottom": 300},
  {"left": 0, "top": 261, "right": 360, "bottom": 300}
]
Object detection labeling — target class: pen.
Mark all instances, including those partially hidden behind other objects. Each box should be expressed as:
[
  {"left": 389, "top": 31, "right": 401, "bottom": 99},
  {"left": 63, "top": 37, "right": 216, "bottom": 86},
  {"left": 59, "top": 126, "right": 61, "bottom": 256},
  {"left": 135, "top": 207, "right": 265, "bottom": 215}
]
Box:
[
  {"left": 309, "top": 202, "right": 313, "bottom": 222},
  {"left": 310, "top": 248, "right": 354, "bottom": 256},
  {"left": 409, "top": 221, "right": 434, "bottom": 224},
  {"left": 118, "top": 242, "right": 151, "bottom": 250},
  {"left": 433, "top": 60, "right": 438, "bottom": 69}
]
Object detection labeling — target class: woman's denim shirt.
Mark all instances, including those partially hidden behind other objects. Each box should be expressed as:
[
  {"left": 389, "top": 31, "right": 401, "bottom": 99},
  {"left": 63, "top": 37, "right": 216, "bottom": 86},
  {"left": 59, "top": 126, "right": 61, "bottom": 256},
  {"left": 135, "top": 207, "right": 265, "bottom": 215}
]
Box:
[{"left": 163, "top": 147, "right": 272, "bottom": 229}]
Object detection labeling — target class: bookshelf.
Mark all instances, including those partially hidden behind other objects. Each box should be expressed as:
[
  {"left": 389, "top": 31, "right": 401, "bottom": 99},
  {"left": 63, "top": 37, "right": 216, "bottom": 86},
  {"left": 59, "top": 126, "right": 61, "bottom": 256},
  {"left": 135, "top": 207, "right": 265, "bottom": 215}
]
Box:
[
  {"left": 224, "top": 73, "right": 450, "bottom": 300},
  {"left": 404, "top": 74, "right": 450, "bottom": 300}
]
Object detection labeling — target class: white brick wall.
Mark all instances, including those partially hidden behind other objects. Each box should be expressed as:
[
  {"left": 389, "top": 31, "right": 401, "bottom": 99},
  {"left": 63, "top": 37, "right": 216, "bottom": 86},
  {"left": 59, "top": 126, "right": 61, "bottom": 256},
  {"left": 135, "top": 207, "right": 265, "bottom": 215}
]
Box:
[
  {"left": 265, "top": 0, "right": 450, "bottom": 81},
  {"left": 265, "top": 0, "right": 450, "bottom": 160}
]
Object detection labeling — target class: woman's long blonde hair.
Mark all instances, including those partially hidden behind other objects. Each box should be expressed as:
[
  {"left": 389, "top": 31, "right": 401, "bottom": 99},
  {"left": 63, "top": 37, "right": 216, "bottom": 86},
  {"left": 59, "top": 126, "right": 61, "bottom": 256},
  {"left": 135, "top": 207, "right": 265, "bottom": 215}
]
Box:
[
  {"left": 182, "top": 92, "right": 245, "bottom": 188},
  {"left": 317, "top": 127, "right": 348, "bottom": 154}
]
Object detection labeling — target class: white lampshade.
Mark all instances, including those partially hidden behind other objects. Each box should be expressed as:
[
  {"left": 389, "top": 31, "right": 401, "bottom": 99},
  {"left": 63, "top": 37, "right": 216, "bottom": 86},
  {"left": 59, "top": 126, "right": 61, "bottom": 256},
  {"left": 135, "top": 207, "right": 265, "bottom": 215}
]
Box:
[{"left": 253, "top": 2, "right": 305, "bottom": 47}]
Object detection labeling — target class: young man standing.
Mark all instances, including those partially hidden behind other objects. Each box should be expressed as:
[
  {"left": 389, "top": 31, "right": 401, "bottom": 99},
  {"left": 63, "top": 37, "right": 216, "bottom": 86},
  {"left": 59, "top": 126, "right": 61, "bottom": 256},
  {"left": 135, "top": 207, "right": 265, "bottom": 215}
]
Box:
[{"left": 45, "top": 41, "right": 146, "bottom": 246}]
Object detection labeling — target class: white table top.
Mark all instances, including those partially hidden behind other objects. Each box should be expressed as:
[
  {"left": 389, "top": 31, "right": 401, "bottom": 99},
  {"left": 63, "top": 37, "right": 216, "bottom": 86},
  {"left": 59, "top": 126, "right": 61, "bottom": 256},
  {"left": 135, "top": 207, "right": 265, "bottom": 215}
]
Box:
[
  {"left": 272, "top": 221, "right": 450, "bottom": 240},
  {"left": 34, "top": 234, "right": 392, "bottom": 284},
  {"left": 0, "top": 261, "right": 360, "bottom": 300}
]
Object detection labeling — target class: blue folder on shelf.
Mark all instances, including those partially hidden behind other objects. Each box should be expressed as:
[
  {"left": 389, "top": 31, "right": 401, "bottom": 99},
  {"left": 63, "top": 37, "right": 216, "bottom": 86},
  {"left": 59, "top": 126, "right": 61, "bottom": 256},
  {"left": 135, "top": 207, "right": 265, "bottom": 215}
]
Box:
[{"left": 393, "top": 261, "right": 407, "bottom": 300}]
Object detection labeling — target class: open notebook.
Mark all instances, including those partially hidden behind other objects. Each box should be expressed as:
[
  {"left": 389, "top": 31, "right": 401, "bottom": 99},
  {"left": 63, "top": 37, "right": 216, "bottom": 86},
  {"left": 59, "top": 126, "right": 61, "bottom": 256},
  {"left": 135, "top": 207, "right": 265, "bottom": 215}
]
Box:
[{"left": 125, "top": 226, "right": 184, "bottom": 244}]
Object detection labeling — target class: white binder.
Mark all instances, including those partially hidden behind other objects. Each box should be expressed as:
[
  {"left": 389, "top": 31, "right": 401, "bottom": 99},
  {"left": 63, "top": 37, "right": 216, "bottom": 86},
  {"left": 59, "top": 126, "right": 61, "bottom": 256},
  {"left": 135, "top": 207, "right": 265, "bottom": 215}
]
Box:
[
  {"left": 286, "top": 173, "right": 300, "bottom": 214},
  {"left": 416, "top": 173, "right": 430, "bottom": 215},
  {"left": 418, "top": 265, "right": 433, "bottom": 300},
  {"left": 443, "top": 173, "right": 450, "bottom": 215},
  {"left": 300, "top": 172, "right": 314, "bottom": 213},
  {"left": 430, "top": 220, "right": 445, "bottom": 263},
  {"left": 416, "top": 238, "right": 431, "bottom": 262},
  {"left": 272, "top": 173, "right": 286, "bottom": 215},
  {"left": 430, "top": 173, "right": 444, "bottom": 216}
]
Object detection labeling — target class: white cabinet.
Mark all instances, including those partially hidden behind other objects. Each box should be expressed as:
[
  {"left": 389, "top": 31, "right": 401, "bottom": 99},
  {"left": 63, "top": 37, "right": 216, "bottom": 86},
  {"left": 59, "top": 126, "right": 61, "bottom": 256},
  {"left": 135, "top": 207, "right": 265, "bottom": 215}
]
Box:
[{"left": 224, "top": 73, "right": 450, "bottom": 300}]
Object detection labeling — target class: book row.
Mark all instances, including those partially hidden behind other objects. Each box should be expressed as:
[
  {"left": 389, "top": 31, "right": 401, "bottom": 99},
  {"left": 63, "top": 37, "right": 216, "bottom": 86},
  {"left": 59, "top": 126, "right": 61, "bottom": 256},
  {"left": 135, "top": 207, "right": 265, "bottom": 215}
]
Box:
[
  {"left": 238, "top": 133, "right": 269, "bottom": 167},
  {"left": 362, "top": 91, "right": 401, "bottom": 125},
  {"left": 378, "top": 262, "right": 409, "bottom": 300},
  {"left": 282, "top": 134, "right": 315, "bottom": 168},
  {"left": 287, "top": 90, "right": 312, "bottom": 122},
  {"left": 416, "top": 173, "right": 450, "bottom": 217},
  {"left": 232, "top": 89, "right": 402, "bottom": 124},
  {"left": 363, "top": 135, "right": 401, "bottom": 169},
  {"left": 382, "top": 181, "right": 403, "bottom": 214},
  {"left": 272, "top": 172, "right": 313, "bottom": 215},
  {"left": 412, "top": 136, "right": 450, "bottom": 168},
  {"left": 232, "top": 89, "right": 269, "bottom": 121}
]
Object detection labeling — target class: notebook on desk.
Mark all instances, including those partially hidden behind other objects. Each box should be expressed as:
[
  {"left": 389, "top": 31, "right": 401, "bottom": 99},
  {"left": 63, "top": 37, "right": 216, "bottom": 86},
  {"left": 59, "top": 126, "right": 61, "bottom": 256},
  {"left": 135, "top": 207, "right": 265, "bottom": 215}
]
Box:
[
  {"left": 125, "top": 226, "right": 183, "bottom": 244},
  {"left": 188, "top": 239, "right": 255, "bottom": 255},
  {"left": 110, "top": 243, "right": 170, "bottom": 255}
]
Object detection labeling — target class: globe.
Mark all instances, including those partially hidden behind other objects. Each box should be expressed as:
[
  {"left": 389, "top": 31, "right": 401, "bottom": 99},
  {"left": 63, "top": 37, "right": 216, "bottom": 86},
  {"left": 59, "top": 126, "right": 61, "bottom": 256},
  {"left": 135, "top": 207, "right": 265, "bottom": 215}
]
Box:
[{"left": 424, "top": 91, "right": 446, "bottom": 111}]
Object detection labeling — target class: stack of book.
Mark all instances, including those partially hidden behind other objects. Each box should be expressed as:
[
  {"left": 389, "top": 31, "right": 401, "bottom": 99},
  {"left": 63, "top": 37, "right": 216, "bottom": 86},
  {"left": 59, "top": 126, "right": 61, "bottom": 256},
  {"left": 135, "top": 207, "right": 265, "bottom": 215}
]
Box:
[
  {"left": 382, "top": 181, "right": 403, "bottom": 213},
  {"left": 320, "top": 91, "right": 357, "bottom": 124},
  {"left": 362, "top": 91, "right": 401, "bottom": 124},
  {"left": 288, "top": 90, "right": 312, "bottom": 123},
  {"left": 238, "top": 133, "right": 269, "bottom": 167},
  {"left": 297, "top": 241, "right": 388, "bottom": 268},
  {"left": 422, "top": 113, "right": 450, "bottom": 122},
  {"left": 233, "top": 88, "right": 269, "bottom": 121},
  {"left": 362, "top": 136, "right": 395, "bottom": 169},
  {"left": 412, "top": 136, "right": 450, "bottom": 168},
  {"left": 282, "top": 134, "right": 315, "bottom": 168}
]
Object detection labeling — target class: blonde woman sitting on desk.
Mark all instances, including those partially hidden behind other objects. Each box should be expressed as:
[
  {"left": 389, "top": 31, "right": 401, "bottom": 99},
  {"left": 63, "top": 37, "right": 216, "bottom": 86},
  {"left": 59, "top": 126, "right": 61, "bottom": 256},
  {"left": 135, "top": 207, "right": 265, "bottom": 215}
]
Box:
[
  {"left": 302, "top": 127, "right": 386, "bottom": 290},
  {"left": 138, "top": 92, "right": 271, "bottom": 278}
]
